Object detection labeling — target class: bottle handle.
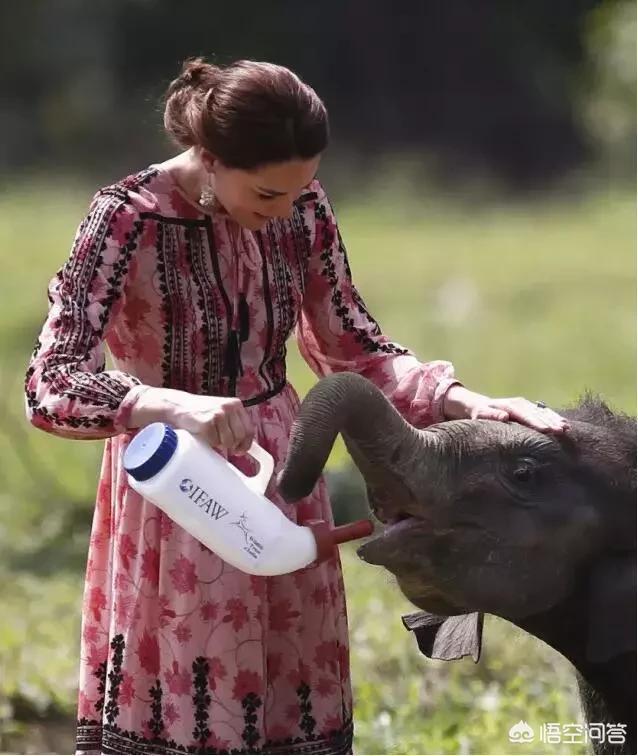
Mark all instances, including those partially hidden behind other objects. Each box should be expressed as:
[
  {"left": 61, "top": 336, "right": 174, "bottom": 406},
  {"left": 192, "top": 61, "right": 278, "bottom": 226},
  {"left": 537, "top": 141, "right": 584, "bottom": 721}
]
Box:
[{"left": 237, "top": 441, "right": 275, "bottom": 495}]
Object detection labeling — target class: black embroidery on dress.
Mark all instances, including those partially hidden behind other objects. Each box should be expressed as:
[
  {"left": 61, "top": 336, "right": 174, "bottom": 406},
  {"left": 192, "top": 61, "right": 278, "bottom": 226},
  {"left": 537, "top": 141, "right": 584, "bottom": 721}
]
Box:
[
  {"left": 186, "top": 226, "right": 223, "bottom": 396},
  {"left": 205, "top": 217, "right": 235, "bottom": 396},
  {"left": 28, "top": 337, "right": 42, "bottom": 361},
  {"left": 282, "top": 223, "right": 297, "bottom": 338},
  {"left": 47, "top": 240, "right": 118, "bottom": 378},
  {"left": 262, "top": 716, "right": 354, "bottom": 755},
  {"left": 192, "top": 656, "right": 211, "bottom": 748},
  {"left": 297, "top": 683, "right": 316, "bottom": 740},
  {"left": 294, "top": 191, "right": 319, "bottom": 205},
  {"left": 255, "top": 231, "right": 276, "bottom": 394},
  {"left": 163, "top": 223, "right": 189, "bottom": 389},
  {"left": 97, "top": 166, "right": 157, "bottom": 202},
  {"left": 101, "top": 220, "right": 143, "bottom": 331},
  {"left": 149, "top": 679, "right": 165, "bottom": 739},
  {"left": 105, "top": 634, "right": 125, "bottom": 726},
  {"left": 266, "top": 223, "right": 287, "bottom": 336},
  {"left": 60, "top": 194, "right": 142, "bottom": 373},
  {"left": 94, "top": 660, "right": 108, "bottom": 715},
  {"left": 290, "top": 205, "right": 312, "bottom": 296},
  {"left": 263, "top": 222, "right": 294, "bottom": 389},
  {"left": 155, "top": 221, "right": 173, "bottom": 389},
  {"left": 77, "top": 715, "right": 354, "bottom": 754},
  {"left": 25, "top": 192, "right": 143, "bottom": 431},
  {"left": 156, "top": 219, "right": 196, "bottom": 391},
  {"left": 23, "top": 389, "right": 117, "bottom": 430},
  {"left": 314, "top": 199, "right": 408, "bottom": 358},
  {"left": 241, "top": 691, "right": 262, "bottom": 750},
  {"left": 139, "top": 212, "right": 208, "bottom": 228},
  {"left": 76, "top": 718, "right": 185, "bottom": 754}
]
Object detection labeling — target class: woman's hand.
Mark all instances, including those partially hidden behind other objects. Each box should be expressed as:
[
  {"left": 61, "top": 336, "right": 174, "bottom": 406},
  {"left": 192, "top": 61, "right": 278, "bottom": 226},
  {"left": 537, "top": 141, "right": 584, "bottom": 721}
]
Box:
[
  {"left": 442, "top": 385, "right": 569, "bottom": 434},
  {"left": 128, "top": 386, "right": 255, "bottom": 453}
]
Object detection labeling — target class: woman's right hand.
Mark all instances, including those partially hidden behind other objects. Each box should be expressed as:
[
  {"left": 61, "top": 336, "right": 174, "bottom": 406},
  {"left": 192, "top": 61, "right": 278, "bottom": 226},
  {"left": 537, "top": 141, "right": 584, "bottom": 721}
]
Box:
[{"left": 128, "top": 386, "right": 254, "bottom": 453}]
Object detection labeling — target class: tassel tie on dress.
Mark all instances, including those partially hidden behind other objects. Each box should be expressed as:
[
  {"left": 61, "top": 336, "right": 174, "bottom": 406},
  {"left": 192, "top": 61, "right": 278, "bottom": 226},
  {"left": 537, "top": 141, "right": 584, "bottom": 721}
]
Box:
[
  {"left": 224, "top": 228, "right": 261, "bottom": 394},
  {"left": 224, "top": 293, "right": 250, "bottom": 384}
]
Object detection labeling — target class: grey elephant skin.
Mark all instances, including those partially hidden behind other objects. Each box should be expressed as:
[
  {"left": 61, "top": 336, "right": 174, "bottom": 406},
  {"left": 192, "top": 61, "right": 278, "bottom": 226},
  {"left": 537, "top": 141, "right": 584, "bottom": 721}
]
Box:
[{"left": 277, "top": 372, "right": 636, "bottom": 756}]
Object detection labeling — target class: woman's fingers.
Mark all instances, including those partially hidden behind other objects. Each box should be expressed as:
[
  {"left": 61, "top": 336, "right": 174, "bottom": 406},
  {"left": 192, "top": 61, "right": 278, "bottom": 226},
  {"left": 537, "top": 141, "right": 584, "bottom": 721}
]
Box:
[
  {"left": 444, "top": 387, "right": 570, "bottom": 435},
  {"left": 491, "top": 398, "right": 569, "bottom": 433},
  {"left": 471, "top": 406, "right": 509, "bottom": 422},
  {"left": 227, "top": 404, "right": 254, "bottom": 453},
  {"left": 211, "top": 411, "right": 235, "bottom": 450},
  {"left": 203, "top": 420, "right": 222, "bottom": 448},
  {"left": 161, "top": 391, "right": 257, "bottom": 451}
]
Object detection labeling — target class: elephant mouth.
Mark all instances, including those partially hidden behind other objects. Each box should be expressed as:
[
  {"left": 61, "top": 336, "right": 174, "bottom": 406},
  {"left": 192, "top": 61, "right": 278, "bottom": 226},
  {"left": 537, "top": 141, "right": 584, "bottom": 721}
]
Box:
[
  {"left": 372, "top": 506, "right": 416, "bottom": 526},
  {"left": 383, "top": 514, "right": 420, "bottom": 533},
  {"left": 357, "top": 514, "right": 423, "bottom": 564},
  {"left": 384, "top": 510, "right": 414, "bottom": 525}
]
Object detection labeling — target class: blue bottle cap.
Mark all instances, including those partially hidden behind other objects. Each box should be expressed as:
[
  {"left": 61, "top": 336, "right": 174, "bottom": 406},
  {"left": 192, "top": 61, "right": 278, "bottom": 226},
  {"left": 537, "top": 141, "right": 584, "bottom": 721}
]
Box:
[{"left": 123, "top": 423, "right": 178, "bottom": 482}]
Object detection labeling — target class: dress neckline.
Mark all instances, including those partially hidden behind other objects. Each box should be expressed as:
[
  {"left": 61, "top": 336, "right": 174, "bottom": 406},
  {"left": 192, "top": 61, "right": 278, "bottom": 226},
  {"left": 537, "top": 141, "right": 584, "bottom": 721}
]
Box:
[{"left": 149, "top": 162, "right": 231, "bottom": 220}]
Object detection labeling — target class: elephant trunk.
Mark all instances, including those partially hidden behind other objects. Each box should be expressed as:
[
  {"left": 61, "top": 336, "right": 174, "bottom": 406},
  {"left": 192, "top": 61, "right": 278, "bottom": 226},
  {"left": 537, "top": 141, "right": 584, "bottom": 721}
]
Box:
[{"left": 277, "top": 372, "right": 441, "bottom": 505}]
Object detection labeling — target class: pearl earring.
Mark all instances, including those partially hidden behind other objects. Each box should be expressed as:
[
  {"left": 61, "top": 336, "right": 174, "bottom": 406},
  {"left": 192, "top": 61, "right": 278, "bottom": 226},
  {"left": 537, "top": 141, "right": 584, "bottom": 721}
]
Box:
[{"left": 199, "top": 174, "right": 216, "bottom": 210}]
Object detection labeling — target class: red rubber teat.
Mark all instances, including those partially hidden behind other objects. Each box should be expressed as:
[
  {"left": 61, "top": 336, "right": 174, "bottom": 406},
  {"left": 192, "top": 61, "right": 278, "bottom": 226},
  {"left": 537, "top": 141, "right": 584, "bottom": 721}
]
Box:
[
  {"left": 305, "top": 518, "right": 374, "bottom": 564},
  {"left": 330, "top": 519, "right": 374, "bottom": 545}
]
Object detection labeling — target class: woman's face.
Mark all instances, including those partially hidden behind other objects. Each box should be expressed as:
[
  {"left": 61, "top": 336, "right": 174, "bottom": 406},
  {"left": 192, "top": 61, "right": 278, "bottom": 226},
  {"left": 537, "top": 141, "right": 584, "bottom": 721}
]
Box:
[{"left": 204, "top": 152, "right": 321, "bottom": 231}]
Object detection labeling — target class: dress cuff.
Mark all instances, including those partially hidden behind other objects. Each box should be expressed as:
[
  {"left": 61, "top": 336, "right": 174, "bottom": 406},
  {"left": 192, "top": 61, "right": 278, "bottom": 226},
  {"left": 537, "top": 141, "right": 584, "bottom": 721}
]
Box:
[
  {"left": 399, "top": 361, "right": 462, "bottom": 428},
  {"left": 113, "top": 384, "right": 151, "bottom": 433},
  {"left": 431, "top": 378, "right": 464, "bottom": 424}
]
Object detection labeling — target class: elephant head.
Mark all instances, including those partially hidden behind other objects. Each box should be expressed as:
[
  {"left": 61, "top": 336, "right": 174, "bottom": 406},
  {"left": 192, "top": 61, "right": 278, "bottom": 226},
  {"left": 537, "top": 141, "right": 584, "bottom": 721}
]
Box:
[
  {"left": 278, "top": 373, "right": 636, "bottom": 623},
  {"left": 278, "top": 372, "right": 637, "bottom": 750}
]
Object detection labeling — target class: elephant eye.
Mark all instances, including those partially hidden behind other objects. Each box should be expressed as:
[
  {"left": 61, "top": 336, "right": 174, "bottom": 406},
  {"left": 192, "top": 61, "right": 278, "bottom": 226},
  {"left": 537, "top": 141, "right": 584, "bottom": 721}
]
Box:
[
  {"left": 513, "top": 466, "right": 534, "bottom": 483},
  {"left": 511, "top": 459, "right": 539, "bottom": 484},
  {"left": 502, "top": 456, "right": 546, "bottom": 501}
]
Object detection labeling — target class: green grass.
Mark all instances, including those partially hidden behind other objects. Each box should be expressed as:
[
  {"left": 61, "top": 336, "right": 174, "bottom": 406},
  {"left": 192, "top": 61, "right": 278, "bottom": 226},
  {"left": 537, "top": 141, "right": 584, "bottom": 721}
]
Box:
[
  {"left": 342, "top": 547, "right": 583, "bottom": 755},
  {"left": 0, "top": 180, "right": 634, "bottom": 754}
]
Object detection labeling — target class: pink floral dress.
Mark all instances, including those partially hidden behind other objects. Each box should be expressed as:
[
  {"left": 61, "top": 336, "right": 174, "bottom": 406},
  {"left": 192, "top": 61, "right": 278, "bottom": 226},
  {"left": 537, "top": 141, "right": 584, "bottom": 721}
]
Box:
[{"left": 25, "top": 165, "right": 459, "bottom": 754}]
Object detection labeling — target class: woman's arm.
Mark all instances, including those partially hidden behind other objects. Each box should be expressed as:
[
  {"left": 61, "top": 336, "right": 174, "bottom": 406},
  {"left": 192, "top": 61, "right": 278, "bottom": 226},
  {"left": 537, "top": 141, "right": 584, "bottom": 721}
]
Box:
[
  {"left": 296, "top": 183, "right": 461, "bottom": 428},
  {"left": 24, "top": 190, "right": 145, "bottom": 439},
  {"left": 296, "top": 183, "right": 568, "bottom": 434}
]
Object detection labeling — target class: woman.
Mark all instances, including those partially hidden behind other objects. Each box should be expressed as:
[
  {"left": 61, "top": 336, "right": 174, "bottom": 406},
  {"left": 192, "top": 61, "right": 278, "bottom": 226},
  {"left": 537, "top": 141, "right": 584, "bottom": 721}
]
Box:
[{"left": 25, "top": 57, "right": 568, "bottom": 754}]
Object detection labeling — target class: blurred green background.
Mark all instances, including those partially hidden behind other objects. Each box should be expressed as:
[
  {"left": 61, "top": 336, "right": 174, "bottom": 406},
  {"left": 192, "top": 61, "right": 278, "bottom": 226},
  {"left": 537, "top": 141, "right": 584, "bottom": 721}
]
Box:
[{"left": 0, "top": 1, "right": 635, "bottom": 754}]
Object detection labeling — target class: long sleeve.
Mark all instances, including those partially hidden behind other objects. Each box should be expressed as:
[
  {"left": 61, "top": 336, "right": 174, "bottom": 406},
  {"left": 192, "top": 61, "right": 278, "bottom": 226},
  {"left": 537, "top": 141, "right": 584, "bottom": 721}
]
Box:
[
  {"left": 24, "top": 190, "right": 145, "bottom": 440},
  {"left": 296, "top": 184, "right": 461, "bottom": 427}
]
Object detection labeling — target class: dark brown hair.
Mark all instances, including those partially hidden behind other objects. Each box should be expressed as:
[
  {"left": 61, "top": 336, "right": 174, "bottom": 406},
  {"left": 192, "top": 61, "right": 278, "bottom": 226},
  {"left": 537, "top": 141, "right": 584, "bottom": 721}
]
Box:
[{"left": 164, "top": 57, "right": 329, "bottom": 169}]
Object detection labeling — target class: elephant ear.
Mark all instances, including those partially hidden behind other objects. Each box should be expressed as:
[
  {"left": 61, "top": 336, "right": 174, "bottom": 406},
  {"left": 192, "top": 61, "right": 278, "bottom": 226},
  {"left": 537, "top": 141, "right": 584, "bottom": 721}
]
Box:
[
  {"left": 586, "top": 552, "right": 636, "bottom": 664},
  {"left": 402, "top": 611, "right": 484, "bottom": 663}
]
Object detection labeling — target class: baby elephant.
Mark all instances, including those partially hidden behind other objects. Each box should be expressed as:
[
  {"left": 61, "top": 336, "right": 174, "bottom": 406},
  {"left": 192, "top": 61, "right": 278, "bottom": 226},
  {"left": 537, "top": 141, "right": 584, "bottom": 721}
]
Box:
[{"left": 278, "top": 372, "right": 636, "bottom": 756}]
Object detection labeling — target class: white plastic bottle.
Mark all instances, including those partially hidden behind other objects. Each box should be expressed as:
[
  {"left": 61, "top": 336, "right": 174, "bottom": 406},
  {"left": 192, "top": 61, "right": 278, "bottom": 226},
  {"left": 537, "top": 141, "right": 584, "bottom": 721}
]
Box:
[{"left": 123, "top": 423, "right": 372, "bottom": 576}]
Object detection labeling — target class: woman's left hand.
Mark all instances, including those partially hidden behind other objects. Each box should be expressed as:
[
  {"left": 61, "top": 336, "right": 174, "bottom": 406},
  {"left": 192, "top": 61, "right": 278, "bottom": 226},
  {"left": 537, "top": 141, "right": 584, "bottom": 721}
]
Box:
[{"left": 442, "top": 384, "right": 570, "bottom": 434}]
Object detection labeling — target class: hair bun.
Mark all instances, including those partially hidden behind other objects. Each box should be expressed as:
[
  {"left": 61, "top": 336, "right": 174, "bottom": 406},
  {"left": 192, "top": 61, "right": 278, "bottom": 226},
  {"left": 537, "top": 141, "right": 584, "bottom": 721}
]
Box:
[
  {"left": 163, "top": 57, "right": 329, "bottom": 161},
  {"left": 173, "top": 57, "right": 219, "bottom": 93}
]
